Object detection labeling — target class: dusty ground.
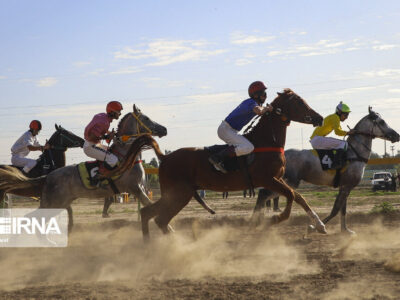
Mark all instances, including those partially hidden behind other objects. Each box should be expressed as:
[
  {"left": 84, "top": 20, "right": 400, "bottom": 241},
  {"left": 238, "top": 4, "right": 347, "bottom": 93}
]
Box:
[{"left": 0, "top": 187, "right": 400, "bottom": 299}]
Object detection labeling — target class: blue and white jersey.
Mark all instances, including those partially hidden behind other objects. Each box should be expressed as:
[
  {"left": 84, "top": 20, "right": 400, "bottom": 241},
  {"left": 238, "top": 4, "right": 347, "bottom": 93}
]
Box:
[
  {"left": 11, "top": 130, "right": 40, "bottom": 157},
  {"left": 225, "top": 98, "right": 258, "bottom": 131}
]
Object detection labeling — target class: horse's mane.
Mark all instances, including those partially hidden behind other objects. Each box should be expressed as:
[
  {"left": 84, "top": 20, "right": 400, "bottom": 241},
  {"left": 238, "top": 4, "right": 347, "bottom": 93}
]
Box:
[{"left": 117, "top": 113, "right": 131, "bottom": 134}]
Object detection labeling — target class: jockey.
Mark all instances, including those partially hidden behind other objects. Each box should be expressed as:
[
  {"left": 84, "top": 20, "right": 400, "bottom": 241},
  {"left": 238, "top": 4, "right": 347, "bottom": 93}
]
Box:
[
  {"left": 11, "top": 120, "right": 49, "bottom": 174},
  {"left": 310, "top": 101, "right": 355, "bottom": 168},
  {"left": 83, "top": 101, "right": 123, "bottom": 176},
  {"left": 209, "top": 81, "right": 273, "bottom": 173}
]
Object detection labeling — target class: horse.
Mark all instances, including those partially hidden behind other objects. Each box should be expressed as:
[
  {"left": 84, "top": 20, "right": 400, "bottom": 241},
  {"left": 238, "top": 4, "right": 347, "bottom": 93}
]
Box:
[
  {"left": 101, "top": 105, "right": 167, "bottom": 218},
  {"left": 251, "top": 107, "right": 400, "bottom": 234},
  {"left": 0, "top": 124, "right": 84, "bottom": 207},
  {"left": 0, "top": 105, "right": 168, "bottom": 231},
  {"left": 139, "top": 88, "right": 327, "bottom": 241}
]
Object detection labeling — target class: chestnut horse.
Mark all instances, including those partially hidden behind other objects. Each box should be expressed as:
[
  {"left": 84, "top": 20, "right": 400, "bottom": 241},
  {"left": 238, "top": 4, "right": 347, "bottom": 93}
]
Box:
[{"left": 140, "top": 89, "right": 326, "bottom": 240}]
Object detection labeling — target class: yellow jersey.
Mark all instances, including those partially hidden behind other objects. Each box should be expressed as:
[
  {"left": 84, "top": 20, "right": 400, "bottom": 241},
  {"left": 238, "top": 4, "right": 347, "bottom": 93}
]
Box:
[{"left": 310, "top": 113, "right": 347, "bottom": 140}]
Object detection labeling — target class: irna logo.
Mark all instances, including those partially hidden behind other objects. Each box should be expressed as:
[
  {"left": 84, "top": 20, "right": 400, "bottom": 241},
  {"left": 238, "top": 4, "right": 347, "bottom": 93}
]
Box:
[{"left": 0, "top": 217, "right": 61, "bottom": 235}]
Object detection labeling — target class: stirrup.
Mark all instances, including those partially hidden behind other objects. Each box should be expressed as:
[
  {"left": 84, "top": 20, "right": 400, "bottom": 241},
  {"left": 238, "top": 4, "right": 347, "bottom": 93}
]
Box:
[{"left": 208, "top": 157, "right": 227, "bottom": 174}]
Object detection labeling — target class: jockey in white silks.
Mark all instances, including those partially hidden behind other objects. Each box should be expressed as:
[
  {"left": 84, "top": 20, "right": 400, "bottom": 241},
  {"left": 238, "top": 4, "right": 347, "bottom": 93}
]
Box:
[
  {"left": 83, "top": 101, "right": 123, "bottom": 177},
  {"left": 209, "top": 81, "right": 273, "bottom": 174},
  {"left": 11, "top": 120, "right": 49, "bottom": 174}
]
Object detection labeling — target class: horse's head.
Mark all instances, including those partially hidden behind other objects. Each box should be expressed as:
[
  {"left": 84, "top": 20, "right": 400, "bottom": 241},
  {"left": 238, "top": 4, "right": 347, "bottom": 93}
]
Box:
[
  {"left": 355, "top": 107, "right": 400, "bottom": 143},
  {"left": 117, "top": 104, "right": 167, "bottom": 139},
  {"left": 47, "top": 125, "right": 84, "bottom": 150},
  {"left": 271, "top": 89, "right": 323, "bottom": 127}
]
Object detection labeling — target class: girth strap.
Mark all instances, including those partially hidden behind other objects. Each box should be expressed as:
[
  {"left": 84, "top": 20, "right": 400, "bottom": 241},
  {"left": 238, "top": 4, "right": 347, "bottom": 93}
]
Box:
[{"left": 253, "top": 147, "right": 284, "bottom": 153}]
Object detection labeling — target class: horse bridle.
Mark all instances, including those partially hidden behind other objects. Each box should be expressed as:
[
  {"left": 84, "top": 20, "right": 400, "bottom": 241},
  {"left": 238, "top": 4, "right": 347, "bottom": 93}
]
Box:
[
  {"left": 347, "top": 114, "right": 384, "bottom": 163},
  {"left": 118, "top": 111, "right": 153, "bottom": 143}
]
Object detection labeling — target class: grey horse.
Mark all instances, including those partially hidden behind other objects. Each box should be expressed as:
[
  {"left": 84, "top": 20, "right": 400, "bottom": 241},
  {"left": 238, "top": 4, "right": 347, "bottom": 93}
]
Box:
[
  {"left": 101, "top": 105, "right": 166, "bottom": 217},
  {"left": 0, "top": 105, "right": 167, "bottom": 231},
  {"left": 252, "top": 107, "right": 400, "bottom": 234}
]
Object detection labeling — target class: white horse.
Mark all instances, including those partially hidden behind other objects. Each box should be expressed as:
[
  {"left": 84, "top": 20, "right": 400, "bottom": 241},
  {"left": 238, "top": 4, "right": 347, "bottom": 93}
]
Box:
[{"left": 252, "top": 107, "right": 400, "bottom": 234}]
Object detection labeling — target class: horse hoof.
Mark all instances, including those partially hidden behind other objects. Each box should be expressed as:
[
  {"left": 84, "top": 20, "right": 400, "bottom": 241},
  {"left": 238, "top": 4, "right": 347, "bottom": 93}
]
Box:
[
  {"left": 167, "top": 224, "right": 175, "bottom": 233},
  {"left": 271, "top": 215, "right": 280, "bottom": 224},
  {"left": 307, "top": 224, "right": 316, "bottom": 234},
  {"left": 102, "top": 213, "right": 110, "bottom": 218},
  {"left": 316, "top": 223, "right": 327, "bottom": 234},
  {"left": 342, "top": 228, "right": 356, "bottom": 236}
]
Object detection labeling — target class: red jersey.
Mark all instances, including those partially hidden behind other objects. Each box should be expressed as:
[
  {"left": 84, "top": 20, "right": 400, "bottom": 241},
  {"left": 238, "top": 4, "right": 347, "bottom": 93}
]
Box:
[{"left": 84, "top": 113, "right": 112, "bottom": 143}]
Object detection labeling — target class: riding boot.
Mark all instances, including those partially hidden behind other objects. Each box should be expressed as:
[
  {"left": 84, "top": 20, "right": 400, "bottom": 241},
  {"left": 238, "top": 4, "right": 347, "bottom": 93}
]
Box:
[
  {"left": 96, "top": 161, "right": 118, "bottom": 178},
  {"left": 237, "top": 156, "right": 255, "bottom": 196},
  {"left": 208, "top": 145, "right": 236, "bottom": 174}
]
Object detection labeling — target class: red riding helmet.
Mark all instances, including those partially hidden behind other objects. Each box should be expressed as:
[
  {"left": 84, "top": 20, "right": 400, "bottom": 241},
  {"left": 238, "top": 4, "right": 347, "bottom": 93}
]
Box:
[
  {"left": 248, "top": 81, "right": 267, "bottom": 98},
  {"left": 106, "top": 101, "right": 123, "bottom": 114},
  {"left": 29, "top": 120, "right": 42, "bottom": 131}
]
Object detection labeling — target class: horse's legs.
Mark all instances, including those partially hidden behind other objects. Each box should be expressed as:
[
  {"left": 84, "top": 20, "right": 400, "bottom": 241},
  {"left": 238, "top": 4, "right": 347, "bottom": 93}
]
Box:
[
  {"left": 265, "top": 178, "right": 294, "bottom": 224},
  {"left": 130, "top": 184, "right": 152, "bottom": 206},
  {"left": 0, "top": 190, "right": 7, "bottom": 208},
  {"left": 67, "top": 206, "right": 73, "bottom": 233},
  {"left": 293, "top": 191, "right": 326, "bottom": 234},
  {"left": 102, "top": 196, "right": 114, "bottom": 218},
  {"left": 140, "top": 199, "right": 164, "bottom": 241},
  {"left": 273, "top": 197, "right": 281, "bottom": 212},
  {"left": 322, "top": 186, "right": 351, "bottom": 230},
  {"left": 250, "top": 189, "right": 277, "bottom": 225},
  {"left": 340, "top": 196, "right": 355, "bottom": 235}
]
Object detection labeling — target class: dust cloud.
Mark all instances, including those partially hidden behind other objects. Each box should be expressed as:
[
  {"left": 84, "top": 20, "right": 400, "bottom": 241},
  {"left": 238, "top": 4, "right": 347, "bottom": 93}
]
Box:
[{"left": 0, "top": 220, "right": 318, "bottom": 291}]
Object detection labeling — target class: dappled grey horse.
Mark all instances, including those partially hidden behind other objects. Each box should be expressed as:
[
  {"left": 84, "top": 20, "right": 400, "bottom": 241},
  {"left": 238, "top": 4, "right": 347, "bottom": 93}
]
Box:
[
  {"left": 0, "top": 105, "right": 167, "bottom": 231},
  {"left": 102, "top": 105, "right": 166, "bottom": 217},
  {"left": 252, "top": 107, "right": 400, "bottom": 234}
]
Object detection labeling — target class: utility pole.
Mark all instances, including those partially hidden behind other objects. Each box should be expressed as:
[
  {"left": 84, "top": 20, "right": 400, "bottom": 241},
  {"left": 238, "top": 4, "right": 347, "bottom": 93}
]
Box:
[
  {"left": 391, "top": 145, "right": 395, "bottom": 157},
  {"left": 384, "top": 140, "right": 387, "bottom": 157}
]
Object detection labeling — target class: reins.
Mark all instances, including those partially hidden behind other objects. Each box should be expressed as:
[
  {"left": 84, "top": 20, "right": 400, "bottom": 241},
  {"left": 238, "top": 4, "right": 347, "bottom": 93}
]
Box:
[{"left": 117, "top": 112, "right": 153, "bottom": 142}]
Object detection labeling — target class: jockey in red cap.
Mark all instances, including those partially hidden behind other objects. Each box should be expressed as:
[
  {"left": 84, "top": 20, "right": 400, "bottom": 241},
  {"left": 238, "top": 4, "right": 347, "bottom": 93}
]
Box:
[
  {"left": 11, "top": 120, "right": 49, "bottom": 174},
  {"left": 209, "top": 81, "right": 273, "bottom": 173},
  {"left": 83, "top": 101, "right": 123, "bottom": 176}
]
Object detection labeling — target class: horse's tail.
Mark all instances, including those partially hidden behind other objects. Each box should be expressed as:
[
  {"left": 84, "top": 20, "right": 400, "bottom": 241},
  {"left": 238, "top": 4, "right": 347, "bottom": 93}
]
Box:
[
  {"left": 148, "top": 137, "right": 165, "bottom": 161},
  {"left": 0, "top": 166, "right": 46, "bottom": 192},
  {"left": 193, "top": 191, "right": 215, "bottom": 215}
]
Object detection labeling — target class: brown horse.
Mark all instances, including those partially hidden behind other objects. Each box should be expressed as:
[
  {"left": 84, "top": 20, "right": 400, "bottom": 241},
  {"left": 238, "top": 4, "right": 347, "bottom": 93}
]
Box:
[{"left": 140, "top": 89, "right": 326, "bottom": 240}]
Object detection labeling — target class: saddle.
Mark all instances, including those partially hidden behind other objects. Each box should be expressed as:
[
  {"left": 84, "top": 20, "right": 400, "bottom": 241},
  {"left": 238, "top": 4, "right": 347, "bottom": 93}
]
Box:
[
  {"left": 206, "top": 145, "right": 256, "bottom": 196},
  {"left": 312, "top": 149, "right": 348, "bottom": 188},
  {"left": 205, "top": 145, "right": 255, "bottom": 172},
  {"left": 77, "top": 161, "right": 121, "bottom": 192},
  {"left": 313, "top": 149, "right": 347, "bottom": 170}
]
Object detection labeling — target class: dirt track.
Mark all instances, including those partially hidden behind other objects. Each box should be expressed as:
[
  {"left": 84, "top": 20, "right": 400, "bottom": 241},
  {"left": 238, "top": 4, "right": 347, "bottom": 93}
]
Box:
[{"left": 0, "top": 192, "right": 400, "bottom": 300}]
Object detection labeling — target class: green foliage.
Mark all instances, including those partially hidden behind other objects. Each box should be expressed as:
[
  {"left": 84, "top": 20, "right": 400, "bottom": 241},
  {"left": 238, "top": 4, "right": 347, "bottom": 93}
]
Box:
[{"left": 371, "top": 201, "right": 396, "bottom": 213}]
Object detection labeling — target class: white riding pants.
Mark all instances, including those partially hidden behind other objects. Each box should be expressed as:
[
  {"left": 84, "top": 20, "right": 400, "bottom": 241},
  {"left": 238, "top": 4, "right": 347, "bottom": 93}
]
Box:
[
  {"left": 83, "top": 141, "right": 118, "bottom": 167},
  {"left": 217, "top": 121, "right": 254, "bottom": 156},
  {"left": 11, "top": 155, "right": 37, "bottom": 173},
  {"left": 310, "top": 136, "right": 347, "bottom": 150}
]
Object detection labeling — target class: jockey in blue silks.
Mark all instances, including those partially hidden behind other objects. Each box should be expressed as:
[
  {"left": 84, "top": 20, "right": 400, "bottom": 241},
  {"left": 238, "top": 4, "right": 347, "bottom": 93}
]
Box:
[{"left": 209, "top": 81, "right": 273, "bottom": 173}]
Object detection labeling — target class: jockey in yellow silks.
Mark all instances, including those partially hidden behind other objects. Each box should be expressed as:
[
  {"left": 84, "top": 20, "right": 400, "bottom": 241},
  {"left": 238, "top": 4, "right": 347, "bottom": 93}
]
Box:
[
  {"left": 310, "top": 102, "right": 354, "bottom": 169},
  {"left": 310, "top": 101, "right": 354, "bottom": 150}
]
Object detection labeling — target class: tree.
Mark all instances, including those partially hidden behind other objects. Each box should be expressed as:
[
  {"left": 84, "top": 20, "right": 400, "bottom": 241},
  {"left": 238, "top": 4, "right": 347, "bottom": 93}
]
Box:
[{"left": 149, "top": 157, "right": 159, "bottom": 168}]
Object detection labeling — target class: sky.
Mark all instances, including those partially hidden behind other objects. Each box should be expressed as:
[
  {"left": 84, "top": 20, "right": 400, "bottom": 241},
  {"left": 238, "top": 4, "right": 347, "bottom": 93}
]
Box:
[{"left": 1, "top": 0, "right": 400, "bottom": 165}]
